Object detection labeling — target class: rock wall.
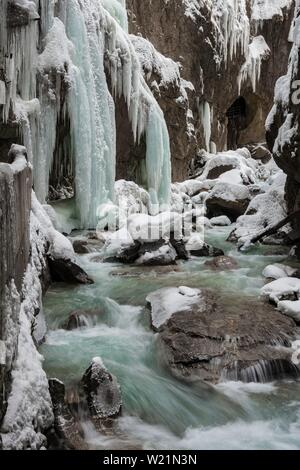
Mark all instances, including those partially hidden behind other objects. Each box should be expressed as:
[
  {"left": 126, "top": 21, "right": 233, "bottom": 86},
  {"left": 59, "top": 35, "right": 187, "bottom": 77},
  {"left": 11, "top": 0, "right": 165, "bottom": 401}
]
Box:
[
  {"left": 0, "top": 147, "right": 31, "bottom": 425},
  {"left": 266, "top": 0, "right": 300, "bottom": 254},
  {"left": 126, "top": 0, "right": 294, "bottom": 181}
]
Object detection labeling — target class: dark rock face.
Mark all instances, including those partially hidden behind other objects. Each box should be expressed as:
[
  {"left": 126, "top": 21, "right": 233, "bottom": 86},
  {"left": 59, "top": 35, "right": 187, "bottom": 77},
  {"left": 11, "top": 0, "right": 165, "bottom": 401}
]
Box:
[
  {"left": 266, "top": 5, "right": 300, "bottom": 258},
  {"left": 190, "top": 243, "right": 224, "bottom": 258},
  {"left": 127, "top": 0, "right": 294, "bottom": 181},
  {"left": 48, "top": 379, "right": 88, "bottom": 450},
  {"left": 81, "top": 359, "right": 122, "bottom": 431},
  {"left": 204, "top": 256, "right": 239, "bottom": 271},
  {"left": 148, "top": 288, "right": 299, "bottom": 383},
  {"left": 48, "top": 257, "right": 94, "bottom": 285}
]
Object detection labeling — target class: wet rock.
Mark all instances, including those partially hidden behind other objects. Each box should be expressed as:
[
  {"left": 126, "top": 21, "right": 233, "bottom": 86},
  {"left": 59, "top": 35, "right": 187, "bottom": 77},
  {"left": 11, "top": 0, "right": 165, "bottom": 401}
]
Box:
[
  {"left": 63, "top": 309, "right": 103, "bottom": 330},
  {"left": 48, "top": 379, "right": 88, "bottom": 450},
  {"left": 170, "top": 233, "right": 189, "bottom": 260},
  {"left": 136, "top": 241, "right": 177, "bottom": 266},
  {"left": 204, "top": 256, "right": 239, "bottom": 271},
  {"left": 105, "top": 239, "right": 179, "bottom": 266},
  {"left": 147, "top": 288, "right": 299, "bottom": 383},
  {"left": 81, "top": 358, "right": 122, "bottom": 431},
  {"left": 104, "top": 241, "right": 141, "bottom": 264},
  {"left": 248, "top": 144, "right": 272, "bottom": 163},
  {"left": 190, "top": 242, "right": 224, "bottom": 258},
  {"left": 72, "top": 239, "right": 90, "bottom": 254},
  {"left": 48, "top": 256, "right": 94, "bottom": 285}
]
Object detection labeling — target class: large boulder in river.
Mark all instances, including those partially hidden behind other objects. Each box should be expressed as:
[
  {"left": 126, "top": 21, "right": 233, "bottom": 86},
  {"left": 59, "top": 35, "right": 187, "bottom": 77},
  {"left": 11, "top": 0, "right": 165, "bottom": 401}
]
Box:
[
  {"left": 206, "top": 182, "right": 251, "bottom": 221},
  {"left": 146, "top": 287, "right": 299, "bottom": 383},
  {"left": 48, "top": 256, "right": 94, "bottom": 285},
  {"left": 63, "top": 309, "right": 104, "bottom": 330},
  {"left": 81, "top": 358, "right": 122, "bottom": 431},
  {"left": 48, "top": 379, "right": 87, "bottom": 450}
]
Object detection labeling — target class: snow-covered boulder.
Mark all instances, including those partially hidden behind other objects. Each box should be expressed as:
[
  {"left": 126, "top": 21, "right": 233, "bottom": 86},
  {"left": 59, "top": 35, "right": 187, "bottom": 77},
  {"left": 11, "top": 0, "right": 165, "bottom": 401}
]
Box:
[
  {"left": 277, "top": 300, "right": 300, "bottom": 323},
  {"left": 210, "top": 215, "right": 232, "bottom": 226},
  {"left": 206, "top": 182, "right": 251, "bottom": 220},
  {"left": 136, "top": 243, "right": 177, "bottom": 266},
  {"left": 81, "top": 358, "right": 122, "bottom": 429},
  {"left": 261, "top": 277, "right": 300, "bottom": 304},
  {"left": 262, "top": 263, "right": 297, "bottom": 280},
  {"left": 232, "top": 172, "right": 288, "bottom": 245},
  {"left": 146, "top": 286, "right": 201, "bottom": 331}
]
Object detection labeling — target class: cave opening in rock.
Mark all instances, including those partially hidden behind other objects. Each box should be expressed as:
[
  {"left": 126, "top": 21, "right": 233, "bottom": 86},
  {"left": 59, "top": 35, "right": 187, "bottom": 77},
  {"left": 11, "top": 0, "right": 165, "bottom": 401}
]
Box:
[{"left": 226, "top": 96, "right": 247, "bottom": 150}]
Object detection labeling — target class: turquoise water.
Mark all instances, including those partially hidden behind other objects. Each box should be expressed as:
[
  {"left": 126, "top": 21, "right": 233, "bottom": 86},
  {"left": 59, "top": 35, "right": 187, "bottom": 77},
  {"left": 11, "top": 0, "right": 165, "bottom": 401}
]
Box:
[{"left": 40, "top": 227, "right": 300, "bottom": 450}]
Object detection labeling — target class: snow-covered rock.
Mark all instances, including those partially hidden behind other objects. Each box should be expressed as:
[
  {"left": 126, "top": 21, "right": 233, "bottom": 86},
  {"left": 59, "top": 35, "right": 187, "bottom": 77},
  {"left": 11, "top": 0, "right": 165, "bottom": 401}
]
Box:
[
  {"left": 277, "top": 300, "right": 300, "bottom": 323},
  {"left": 210, "top": 215, "right": 232, "bottom": 226},
  {"left": 232, "top": 171, "right": 287, "bottom": 245},
  {"left": 146, "top": 286, "right": 201, "bottom": 331},
  {"left": 262, "top": 263, "right": 297, "bottom": 280},
  {"left": 261, "top": 277, "right": 300, "bottom": 304}
]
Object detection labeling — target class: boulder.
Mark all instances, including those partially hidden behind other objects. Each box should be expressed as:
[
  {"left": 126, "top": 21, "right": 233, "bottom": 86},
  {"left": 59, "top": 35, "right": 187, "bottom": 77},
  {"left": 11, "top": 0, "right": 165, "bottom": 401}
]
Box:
[
  {"left": 147, "top": 287, "right": 299, "bottom": 383},
  {"left": 206, "top": 182, "right": 251, "bottom": 221},
  {"left": 81, "top": 358, "right": 122, "bottom": 431},
  {"left": 48, "top": 257, "right": 94, "bottom": 285},
  {"left": 104, "top": 241, "right": 141, "bottom": 264},
  {"left": 248, "top": 144, "right": 272, "bottom": 163},
  {"left": 48, "top": 379, "right": 87, "bottom": 450},
  {"left": 210, "top": 216, "right": 232, "bottom": 227},
  {"left": 190, "top": 242, "right": 224, "bottom": 258},
  {"left": 72, "top": 239, "right": 90, "bottom": 254},
  {"left": 136, "top": 241, "right": 177, "bottom": 266},
  {"left": 63, "top": 309, "right": 103, "bottom": 330},
  {"left": 170, "top": 233, "right": 189, "bottom": 260},
  {"left": 204, "top": 256, "right": 239, "bottom": 271}
]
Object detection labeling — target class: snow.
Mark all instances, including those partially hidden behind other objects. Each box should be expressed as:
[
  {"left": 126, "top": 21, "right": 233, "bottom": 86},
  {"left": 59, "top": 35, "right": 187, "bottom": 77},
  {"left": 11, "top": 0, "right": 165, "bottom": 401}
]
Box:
[
  {"left": 185, "top": 232, "right": 205, "bottom": 251},
  {"left": 31, "top": 192, "right": 75, "bottom": 261},
  {"left": 197, "top": 149, "right": 256, "bottom": 184},
  {"left": 238, "top": 36, "right": 270, "bottom": 93},
  {"left": 261, "top": 277, "right": 300, "bottom": 303},
  {"left": 136, "top": 244, "right": 177, "bottom": 265},
  {"left": 146, "top": 286, "right": 201, "bottom": 330},
  {"left": 233, "top": 171, "right": 287, "bottom": 246},
  {"left": 208, "top": 181, "right": 251, "bottom": 203},
  {"left": 262, "top": 263, "right": 297, "bottom": 280},
  {"left": 277, "top": 300, "right": 300, "bottom": 322},
  {"left": 127, "top": 212, "right": 183, "bottom": 242},
  {"left": 0, "top": 189, "right": 56, "bottom": 449},
  {"left": 251, "top": 0, "right": 294, "bottom": 22},
  {"left": 210, "top": 215, "right": 232, "bottom": 226}
]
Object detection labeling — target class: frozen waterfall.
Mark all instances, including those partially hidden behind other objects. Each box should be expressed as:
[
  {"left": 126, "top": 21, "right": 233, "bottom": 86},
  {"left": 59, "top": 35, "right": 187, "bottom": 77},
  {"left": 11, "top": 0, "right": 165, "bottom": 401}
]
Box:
[{"left": 1, "top": 0, "right": 172, "bottom": 228}]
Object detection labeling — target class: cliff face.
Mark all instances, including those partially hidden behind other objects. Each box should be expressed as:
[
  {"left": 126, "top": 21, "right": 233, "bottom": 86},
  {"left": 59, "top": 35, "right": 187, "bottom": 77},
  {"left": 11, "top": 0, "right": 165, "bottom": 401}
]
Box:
[
  {"left": 126, "top": 0, "right": 294, "bottom": 181},
  {"left": 266, "top": 0, "right": 300, "bottom": 253},
  {"left": 0, "top": 147, "right": 31, "bottom": 424}
]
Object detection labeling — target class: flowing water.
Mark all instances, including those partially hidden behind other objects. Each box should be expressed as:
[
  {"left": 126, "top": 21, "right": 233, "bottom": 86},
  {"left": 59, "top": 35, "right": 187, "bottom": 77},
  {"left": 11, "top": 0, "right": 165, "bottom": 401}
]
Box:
[{"left": 40, "top": 227, "right": 300, "bottom": 450}]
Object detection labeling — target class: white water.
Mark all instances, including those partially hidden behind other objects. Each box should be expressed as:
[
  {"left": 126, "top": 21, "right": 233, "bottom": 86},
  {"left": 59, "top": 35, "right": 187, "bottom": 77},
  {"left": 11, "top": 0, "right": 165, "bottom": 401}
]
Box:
[{"left": 40, "top": 227, "right": 300, "bottom": 450}]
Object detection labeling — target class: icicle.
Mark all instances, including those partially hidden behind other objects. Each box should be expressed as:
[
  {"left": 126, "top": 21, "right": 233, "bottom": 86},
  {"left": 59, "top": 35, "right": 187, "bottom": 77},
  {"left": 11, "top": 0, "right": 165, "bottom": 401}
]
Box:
[
  {"left": 199, "top": 101, "right": 211, "bottom": 152},
  {"left": 237, "top": 36, "right": 270, "bottom": 93}
]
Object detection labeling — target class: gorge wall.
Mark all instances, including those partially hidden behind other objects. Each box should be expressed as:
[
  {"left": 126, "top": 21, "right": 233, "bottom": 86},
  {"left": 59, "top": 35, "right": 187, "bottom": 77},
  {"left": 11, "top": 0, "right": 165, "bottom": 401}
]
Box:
[
  {"left": 124, "top": 0, "right": 294, "bottom": 181},
  {"left": 0, "top": 0, "right": 299, "bottom": 449}
]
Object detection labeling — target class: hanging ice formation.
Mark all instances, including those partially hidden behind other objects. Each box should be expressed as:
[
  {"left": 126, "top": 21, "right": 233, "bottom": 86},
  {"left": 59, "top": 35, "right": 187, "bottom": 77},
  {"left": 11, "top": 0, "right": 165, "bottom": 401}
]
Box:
[{"left": 1, "top": 0, "right": 171, "bottom": 228}]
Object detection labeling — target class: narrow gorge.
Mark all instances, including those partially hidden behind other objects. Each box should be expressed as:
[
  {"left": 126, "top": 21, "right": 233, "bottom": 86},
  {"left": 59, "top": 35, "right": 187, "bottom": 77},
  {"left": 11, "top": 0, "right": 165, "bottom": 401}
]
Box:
[{"left": 1, "top": 0, "right": 300, "bottom": 451}]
